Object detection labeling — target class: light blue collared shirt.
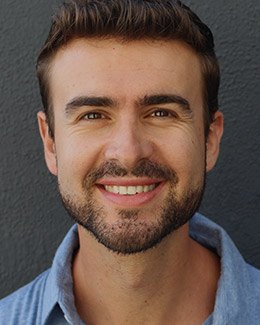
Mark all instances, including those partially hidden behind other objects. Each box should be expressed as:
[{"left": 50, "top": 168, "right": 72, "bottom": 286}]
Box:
[{"left": 1, "top": 213, "right": 260, "bottom": 324}]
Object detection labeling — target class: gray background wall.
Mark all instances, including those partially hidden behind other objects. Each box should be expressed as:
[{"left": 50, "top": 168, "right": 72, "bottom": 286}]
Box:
[{"left": 0, "top": 0, "right": 259, "bottom": 299}]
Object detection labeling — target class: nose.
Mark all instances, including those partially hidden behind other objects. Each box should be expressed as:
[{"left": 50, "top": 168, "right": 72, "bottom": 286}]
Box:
[{"left": 103, "top": 119, "right": 154, "bottom": 169}]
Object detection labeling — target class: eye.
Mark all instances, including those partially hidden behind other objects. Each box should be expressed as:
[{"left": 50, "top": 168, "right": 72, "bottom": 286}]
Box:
[
  {"left": 150, "top": 109, "right": 177, "bottom": 118},
  {"left": 82, "top": 112, "right": 105, "bottom": 120}
]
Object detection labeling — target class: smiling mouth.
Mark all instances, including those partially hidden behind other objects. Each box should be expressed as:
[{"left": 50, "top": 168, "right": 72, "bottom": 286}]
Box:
[{"left": 103, "top": 184, "right": 160, "bottom": 195}]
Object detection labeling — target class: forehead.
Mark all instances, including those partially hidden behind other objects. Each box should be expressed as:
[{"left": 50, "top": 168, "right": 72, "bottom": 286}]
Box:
[{"left": 49, "top": 38, "right": 203, "bottom": 109}]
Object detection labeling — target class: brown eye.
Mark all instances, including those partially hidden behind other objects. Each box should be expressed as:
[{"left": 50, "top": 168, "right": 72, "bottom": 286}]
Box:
[
  {"left": 151, "top": 110, "right": 177, "bottom": 118},
  {"left": 83, "top": 112, "right": 104, "bottom": 120},
  {"left": 152, "top": 110, "right": 169, "bottom": 117}
]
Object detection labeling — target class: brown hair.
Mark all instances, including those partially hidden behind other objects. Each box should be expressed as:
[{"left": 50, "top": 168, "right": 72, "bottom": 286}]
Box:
[{"left": 37, "top": 0, "right": 220, "bottom": 137}]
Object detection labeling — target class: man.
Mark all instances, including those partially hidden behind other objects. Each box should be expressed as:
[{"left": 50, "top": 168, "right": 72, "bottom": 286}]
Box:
[{"left": 0, "top": 0, "right": 259, "bottom": 324}]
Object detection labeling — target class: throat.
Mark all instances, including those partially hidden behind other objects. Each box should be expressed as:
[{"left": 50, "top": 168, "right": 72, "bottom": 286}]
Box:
[{"left": 72, "top": 225, "right": 220, "bottom": 325}]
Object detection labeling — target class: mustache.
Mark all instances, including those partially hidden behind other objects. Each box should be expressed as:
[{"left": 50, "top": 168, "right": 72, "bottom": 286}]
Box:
[{"left": 86, "top": 160, "right": 179, "bottom": 184}]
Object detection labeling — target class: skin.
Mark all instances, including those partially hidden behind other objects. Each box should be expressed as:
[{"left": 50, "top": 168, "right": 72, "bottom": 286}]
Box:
[{"left": 38, "top": 38, "right": 223, "bottom": 324}]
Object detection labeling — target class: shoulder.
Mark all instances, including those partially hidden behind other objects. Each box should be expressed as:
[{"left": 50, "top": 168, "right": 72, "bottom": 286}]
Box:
[
  {"left": 248, "top": 263, "right": 260, "bottom": 294},
  {"left": 0, "top": 269, "right": 50, "bottom": 324},
  {"left": 246, "top": 263, "right": 260, "bottom": 321}
]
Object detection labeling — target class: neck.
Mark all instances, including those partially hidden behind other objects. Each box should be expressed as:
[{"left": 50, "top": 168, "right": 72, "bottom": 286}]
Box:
[{"left": 73, "top": 224, "right": 220, "bottom": 325}]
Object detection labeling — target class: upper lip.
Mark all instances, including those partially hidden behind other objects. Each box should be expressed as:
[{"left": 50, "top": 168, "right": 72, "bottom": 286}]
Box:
[{"left": 96, "top": 178, "right": 164, "bottom": 186}]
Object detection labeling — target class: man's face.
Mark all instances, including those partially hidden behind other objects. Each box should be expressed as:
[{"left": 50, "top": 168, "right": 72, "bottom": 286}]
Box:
[{"left": 38, "top": 38, "right": 223, "bottom": 254}]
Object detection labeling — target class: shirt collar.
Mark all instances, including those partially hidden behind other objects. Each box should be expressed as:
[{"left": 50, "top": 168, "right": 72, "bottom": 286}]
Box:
[
  {"left": 42, "top": 214, "right": 255, "bottom": 324},
  {"left": 189, "top": 213, "right": 254, "bottom": 324},
  {"left": 42, "top": 224, "right": 82, "bottom": 324}
]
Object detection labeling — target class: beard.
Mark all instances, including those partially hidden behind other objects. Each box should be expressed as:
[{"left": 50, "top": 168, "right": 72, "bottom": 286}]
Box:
[{"left": 59, "top": 160, "right": 205, "bottom": 255}]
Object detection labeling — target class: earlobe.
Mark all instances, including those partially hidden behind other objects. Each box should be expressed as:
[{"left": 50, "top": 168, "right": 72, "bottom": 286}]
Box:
[
  {"left": 37, "top": 111, "right": 58, "bottom": 176},
  {"left": 206, "top": 111, "right": 224, "bottom": 172}
]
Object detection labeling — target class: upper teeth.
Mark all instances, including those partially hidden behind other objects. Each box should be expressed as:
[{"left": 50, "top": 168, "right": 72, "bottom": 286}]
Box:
[{"left": 104, "top": 184, "right": 156, "bottom": 195}]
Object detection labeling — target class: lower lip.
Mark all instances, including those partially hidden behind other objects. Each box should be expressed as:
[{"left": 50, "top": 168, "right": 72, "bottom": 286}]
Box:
[{"left": 96, "top": 182, "right": 165, "bottom": 207}]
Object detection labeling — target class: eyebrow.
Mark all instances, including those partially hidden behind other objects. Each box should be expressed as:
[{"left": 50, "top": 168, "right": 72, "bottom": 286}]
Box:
[
  {"left": 65, "top": 96, "right": 116, "bottom": 115},
  {"left": 65, "top": 93, "right": 191, "bottom": 115},
  {"left": 137, "top": 94, "right": 191, "bottom": 111}
]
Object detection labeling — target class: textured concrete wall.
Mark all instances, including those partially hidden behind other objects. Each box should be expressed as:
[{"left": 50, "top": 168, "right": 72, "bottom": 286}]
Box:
[{"left": 0, "top": 0, "right": 259, "bottom": 298}]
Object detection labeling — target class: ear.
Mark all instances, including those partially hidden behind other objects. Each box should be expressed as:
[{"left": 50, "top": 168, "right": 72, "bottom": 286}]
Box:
[
  {"left": 37, "top": 111, "right": 58, "bottom": 176},
  {"left": 206, "top": 111, "right": 224, "bottom": 172}
]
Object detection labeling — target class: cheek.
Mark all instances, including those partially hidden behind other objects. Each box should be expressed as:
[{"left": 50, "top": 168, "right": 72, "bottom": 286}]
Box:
[
  {"left": 158, "top": 131, "right": 205, "bottom": 185},
  {"left": 183, "top": 141, "right": 206, "bottom": 186},
  {"left": 54, "top": 135, "right": 103, "bottom": 189}
]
